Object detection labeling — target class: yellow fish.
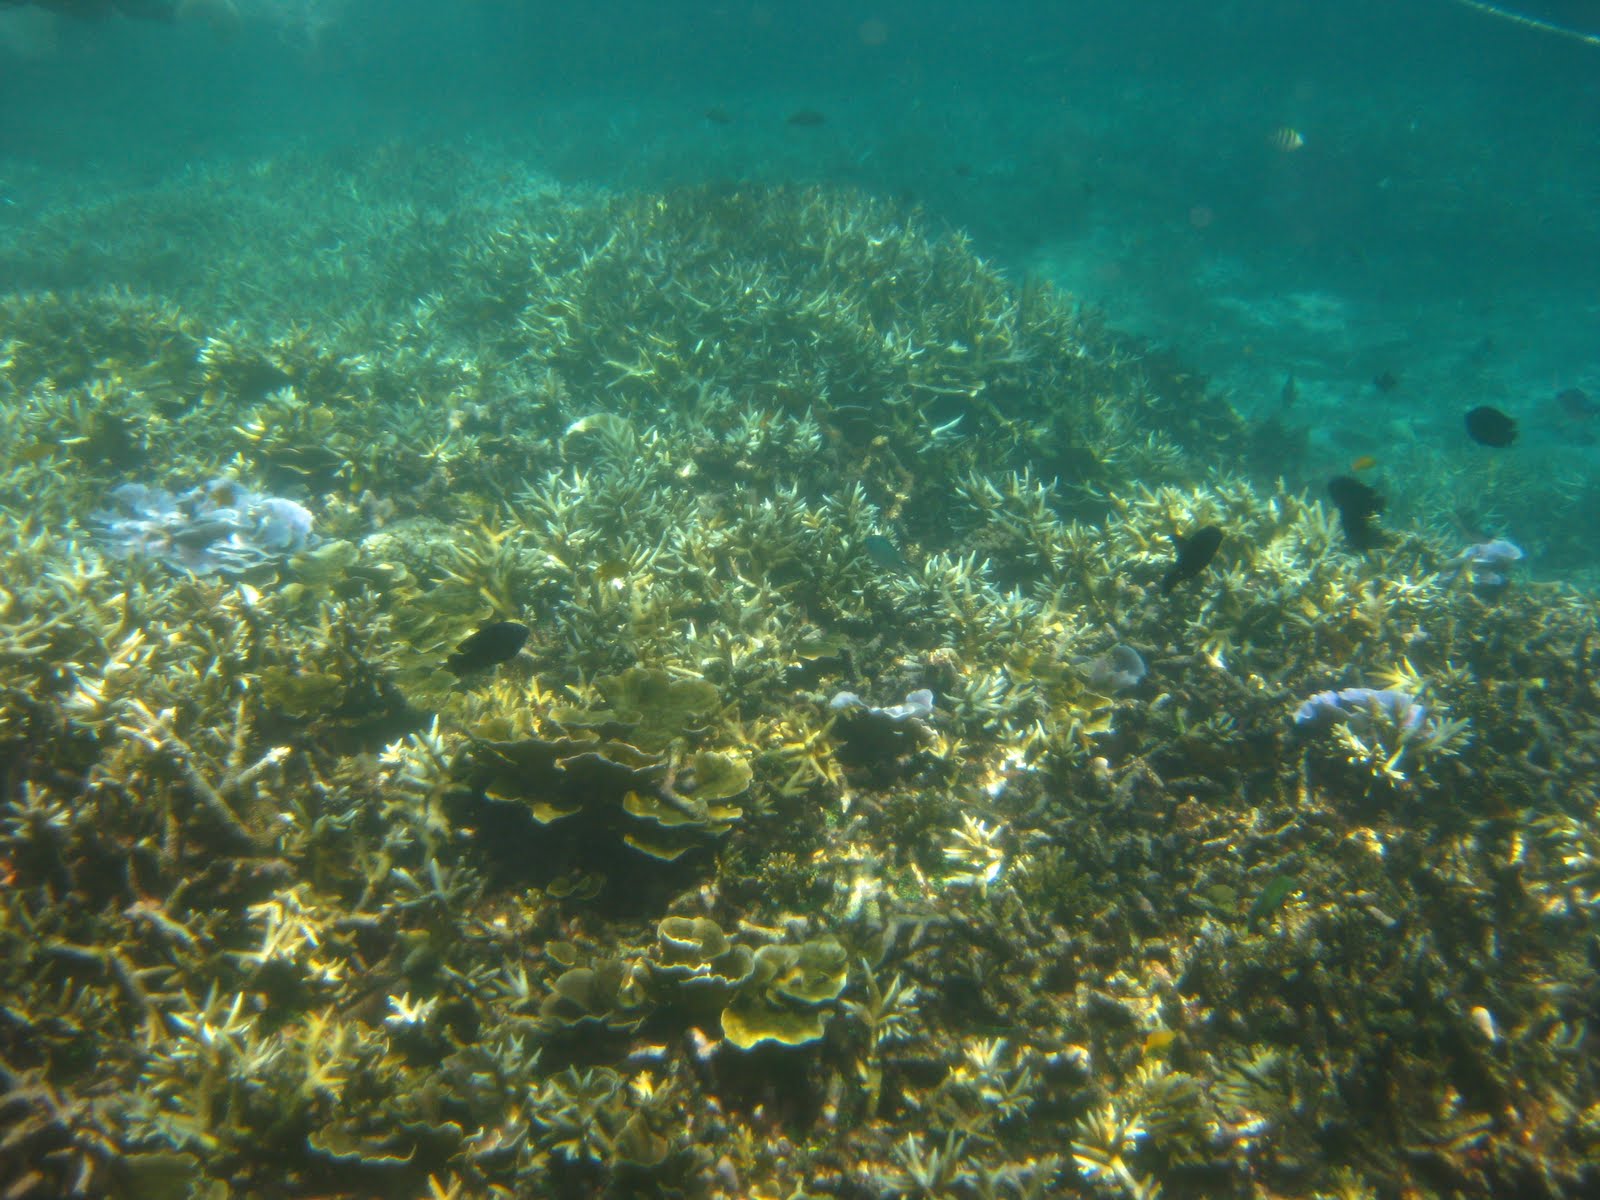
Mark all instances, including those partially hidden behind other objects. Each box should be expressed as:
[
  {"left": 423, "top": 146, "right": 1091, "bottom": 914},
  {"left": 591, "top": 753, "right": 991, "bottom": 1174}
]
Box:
[
  {"left": 1143, "top": 1029, "right": 1178, "bottom": 1054},
  {"left": 1350, "top": 455, "right": 1378, "bottom": 472}
]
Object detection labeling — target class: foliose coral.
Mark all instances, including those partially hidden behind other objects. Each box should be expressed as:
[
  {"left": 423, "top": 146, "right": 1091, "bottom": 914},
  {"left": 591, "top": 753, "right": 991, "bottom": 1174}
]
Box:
[
  {"left": 1293, "top": 686, "right": 1427, "bottom": 733},
  {"left": 91, "top": 476, "right": 314, "bottom": 574},
  {"left": 1439, "top": 536, "right": 1525, "bottom": 590}
]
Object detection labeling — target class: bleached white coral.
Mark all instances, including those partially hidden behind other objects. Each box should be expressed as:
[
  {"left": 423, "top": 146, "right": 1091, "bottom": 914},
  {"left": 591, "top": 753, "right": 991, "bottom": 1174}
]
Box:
[{"left": 941, "top": 813, "right": 1007, "bottom": 894}]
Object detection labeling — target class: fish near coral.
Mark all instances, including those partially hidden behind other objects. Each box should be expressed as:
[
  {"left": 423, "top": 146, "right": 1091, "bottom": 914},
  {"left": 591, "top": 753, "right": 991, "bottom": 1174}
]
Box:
[
  {"left": 862, "top": 534, "right": 910, "bottom": 573},
  {"left": 1247, "top": 874, "right": 1299, "bottom": 928},
  {"left": 1279, "top": 373, "right": 1297, "bottom": 409},
  {"left": 1326, "top": 475, "right": 1385, "bottom": 551},
  {"left": 445, "top": 620, "right": 529, "bottom": 675},
  {"left": 1160, "top": 526, "right": 1222, "bottom": 593}
]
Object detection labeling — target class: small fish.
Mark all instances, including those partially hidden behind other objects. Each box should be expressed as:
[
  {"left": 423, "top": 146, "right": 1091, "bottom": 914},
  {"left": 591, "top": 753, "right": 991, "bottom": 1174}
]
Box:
[
  {"left": 444, "top": 620, "right": 529, "bottom": 675},
  {"left": 1372, "top": 369, "right": 1400, "bottom": 394},
  {"left": 1268, "top": 126, "right": 1305, "bottom": 152},
  {"left": 1556, "top": 387, "right": 1598, "bottom": 419},
  {"left": 1349, "top": 454, "right": 1378, "bottom": 472},
  {"left": 1247, "top": 874, "right": 1299, "bottom": 928},
  {"left": 1469, "top": 1005, "right": 1500, "bottom": 1045},
  {"left": 1143, "top": 1029, "right": 1178, "bottom": 1055},
  {"left": 703, "top": 106, "right": 733, "bottom": 126},
  {"left": 1160, "top": 526, "right": 1223, "bottom": 593},
  {"left": 14, "top": 442, "right": 56, "bottom": 464},
  {"left": 1465, "top": 405, "right": 1517, "bottom": 447},
  {"left": 1327, "top": 475, "right": 1385, "bottom": 550},
  {"left": 786, "top": 109, "right": 827, "bottom": 127},
  {"left": 593, "top": 557, "right": 629, "bottom": 587},
  {"left": 1279, "top": 373, "right": 1297, "bottom": 409},
  {"left": 862, "top": 534, "right": 909, "bottom": 572}
]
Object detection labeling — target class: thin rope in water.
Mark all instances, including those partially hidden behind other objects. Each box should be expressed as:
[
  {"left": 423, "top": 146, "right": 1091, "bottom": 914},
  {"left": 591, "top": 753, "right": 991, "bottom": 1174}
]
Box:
[{"left": 1450, "top": 0, "right": 1600, "bottom": 47}]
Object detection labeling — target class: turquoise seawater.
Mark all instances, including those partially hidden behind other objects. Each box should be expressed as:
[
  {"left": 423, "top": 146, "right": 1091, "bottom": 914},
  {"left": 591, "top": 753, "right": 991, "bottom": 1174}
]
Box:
[{"left": 2, "top": 0, "right": 1595, "bottom": 569}]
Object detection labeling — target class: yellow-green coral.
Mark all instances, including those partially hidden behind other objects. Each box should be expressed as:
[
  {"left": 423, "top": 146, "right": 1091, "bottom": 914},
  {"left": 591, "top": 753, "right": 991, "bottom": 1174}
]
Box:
[{"left": 0, "top": 149, "right": 1596, "bottom": 1200}]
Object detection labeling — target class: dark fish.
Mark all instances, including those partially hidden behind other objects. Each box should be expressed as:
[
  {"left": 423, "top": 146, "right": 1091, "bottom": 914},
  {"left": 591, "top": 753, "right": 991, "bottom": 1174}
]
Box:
[
  {"left": 76, "top": 412, "right": 141, "bottom": 469},
  {"left": 1557, "top": 387, "right": 1598, "bottom": 419},
  {"left": 445, "top": 620, "right": 529, "bottom": 675},
  {"left": 1327, "top": 475, "right": 1386, "bottom": 550},
  {"left": 786, "top": 109, "right": 827, "bottom": 127},
  {"left": 1373, "top": 369, "right": 1400, "bottom": 393},
  {"left": 952, "top": 162, "right": 973, "bottom": 178},
  {"left": 862, "top": 534, "right": 909, "bottom": 572},
  {"left": 703, "top": 106, "right": 733, "bottom": 126},
  {"left": 1327, "top": 475, "right": 1383, "bottom": 518},
  {"left": 1279, "top": 373, "right": 1297, "bottom": 409},
  {"left": 1465, "top": 405, "right": 1517, "bottom": 447},
  {"left": 1160, "top": 526, "right": 1223, "bottom": 593}
]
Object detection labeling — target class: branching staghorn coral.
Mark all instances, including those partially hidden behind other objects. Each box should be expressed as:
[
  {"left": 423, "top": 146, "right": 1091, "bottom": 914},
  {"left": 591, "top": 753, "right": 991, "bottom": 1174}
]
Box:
[{"left": 0, "top": 150, "right": 1596, "bottom": 1200}]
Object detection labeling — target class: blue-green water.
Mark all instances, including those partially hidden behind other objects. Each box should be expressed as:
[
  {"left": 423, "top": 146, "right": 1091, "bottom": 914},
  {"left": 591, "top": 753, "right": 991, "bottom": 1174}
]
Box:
[{"left": 3, "top": 0, "right": 1596, "bottom": 565}]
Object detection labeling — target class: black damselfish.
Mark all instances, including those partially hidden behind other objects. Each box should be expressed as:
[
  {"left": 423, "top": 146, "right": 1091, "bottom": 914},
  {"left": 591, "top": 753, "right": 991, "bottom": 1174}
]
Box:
[
  {"left": 1465, "top": 405, "right": 1517, "bottom": 447},
  {"left": 445, "top": 620, "right": 529, "bottom": 675},
  {"left": 1327, "top": 475, "right": 1386, "bottom": 550},
  {"left": 1160, "top": 526, "right": 1223, "bottom": 593}
]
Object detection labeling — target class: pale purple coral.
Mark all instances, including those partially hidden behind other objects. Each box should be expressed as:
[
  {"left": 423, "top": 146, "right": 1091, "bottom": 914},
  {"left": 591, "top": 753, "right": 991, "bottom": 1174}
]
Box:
[
  {"left": 1439, "top": 538, "right": 1524, "bottom": 588},
  {"left": 92, "top": 478, "right": 315, "bottom": 574},
  {"left": 1294, "top": 688, "right": 1426, "bottom": 733},
  {"left": 829, "top": 688, "right": 935, "bottom": 722},
  {"left": 1078, "top": 644, "right": 1147, "bottom": 694}
]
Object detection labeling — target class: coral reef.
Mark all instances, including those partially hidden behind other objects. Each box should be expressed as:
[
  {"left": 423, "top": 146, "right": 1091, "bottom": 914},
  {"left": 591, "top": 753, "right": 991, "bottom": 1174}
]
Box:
[{"left": 0, "top": 147, "right": 1597, "bottom": 1200}]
